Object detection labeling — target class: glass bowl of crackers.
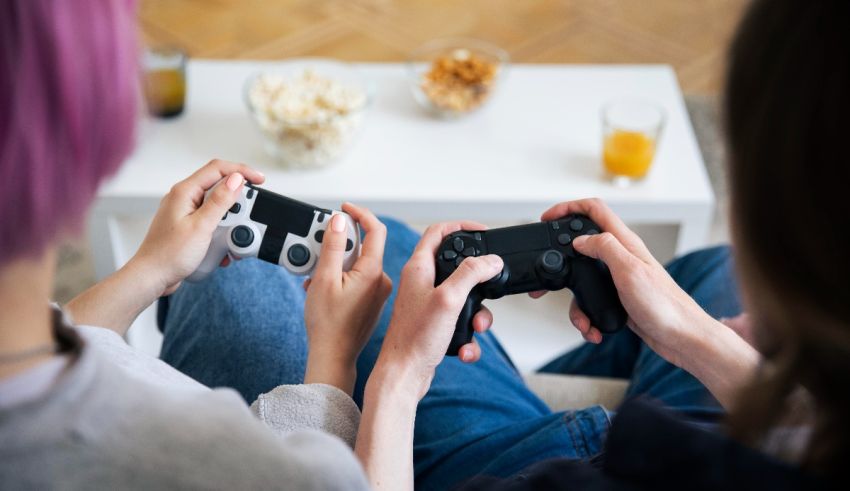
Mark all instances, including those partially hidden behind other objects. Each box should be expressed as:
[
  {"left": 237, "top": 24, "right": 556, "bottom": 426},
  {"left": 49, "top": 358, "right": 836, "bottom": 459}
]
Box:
[{"left": 407, "top": 38, "right": 509, "bottom": 118}]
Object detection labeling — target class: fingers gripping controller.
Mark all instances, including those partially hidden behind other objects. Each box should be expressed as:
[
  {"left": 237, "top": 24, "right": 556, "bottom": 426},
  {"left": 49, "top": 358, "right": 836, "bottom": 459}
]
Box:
[
  {"left": 435, "top": 215, "right": 627, "bottom": 356},
  {"left": 186, "top": 184, "right": 361, "bottom": 281}
]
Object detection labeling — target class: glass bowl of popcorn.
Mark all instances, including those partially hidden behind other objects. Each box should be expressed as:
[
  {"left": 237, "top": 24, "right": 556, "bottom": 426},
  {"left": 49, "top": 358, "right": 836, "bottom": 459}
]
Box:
[
  {"left": 407, "top": 38, "right": 509, "bottom": 118},
  {"left": 244, "top": 59, "right": 371, "bottom": 169}
]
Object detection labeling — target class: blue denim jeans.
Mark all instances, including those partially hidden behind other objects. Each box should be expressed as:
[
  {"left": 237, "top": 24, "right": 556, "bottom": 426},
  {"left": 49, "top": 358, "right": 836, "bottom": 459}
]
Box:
[{"left": 159, "top": 218, "right": 741, "bottom": 490}]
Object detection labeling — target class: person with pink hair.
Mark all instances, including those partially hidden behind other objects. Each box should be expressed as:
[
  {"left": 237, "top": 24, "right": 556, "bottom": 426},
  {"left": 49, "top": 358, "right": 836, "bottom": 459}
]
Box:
[{"left": 0, "top": 1, "right": 386, "bottom": 488}]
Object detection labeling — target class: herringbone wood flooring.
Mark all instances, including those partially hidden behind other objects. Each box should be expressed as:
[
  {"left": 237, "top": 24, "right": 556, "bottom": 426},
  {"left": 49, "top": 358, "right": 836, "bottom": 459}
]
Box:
[{"left": 139, "top": 0, "right": 749, "bottom": 95}]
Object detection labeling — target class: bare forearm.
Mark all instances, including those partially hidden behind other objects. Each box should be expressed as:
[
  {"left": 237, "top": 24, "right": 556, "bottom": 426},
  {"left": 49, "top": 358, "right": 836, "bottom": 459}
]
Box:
[
  {"left": 304, "top": 352, "right": 357, "bottom": 395},
  {"left": 355, "top": 363, "right": 419, "bottom": 491},
  {"left": 680, "top": 312, "right": 761, "bottom": 408},
  {"left": 64, "top": 257, "right": 164, "bottom": 336}
]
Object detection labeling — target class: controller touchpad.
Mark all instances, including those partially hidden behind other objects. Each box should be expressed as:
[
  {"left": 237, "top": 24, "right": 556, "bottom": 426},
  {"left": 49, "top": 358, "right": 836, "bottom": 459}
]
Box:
[
  {"left": 487, "top": 224, "right": 549, "bottom": 255},
  {"left": 250, "top": 191, "right": 315, "bottom": 236}
]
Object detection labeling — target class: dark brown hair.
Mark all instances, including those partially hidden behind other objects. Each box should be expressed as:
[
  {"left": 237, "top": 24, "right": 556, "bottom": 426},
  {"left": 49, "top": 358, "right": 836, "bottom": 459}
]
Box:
[{"left": 724, "top": 0, "right": 850, "bottom": 476}]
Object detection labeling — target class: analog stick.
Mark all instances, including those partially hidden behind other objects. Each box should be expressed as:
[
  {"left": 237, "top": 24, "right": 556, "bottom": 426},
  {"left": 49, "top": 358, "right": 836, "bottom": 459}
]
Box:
[
  {"left": 230, "top": 225, "right": 254, "bottom": 248},
  {"left": 540, "top": 250, "right": 564, "bottom": 274},
  {"left": 287, "top": 244, "right": 311, "bottom": 267}
]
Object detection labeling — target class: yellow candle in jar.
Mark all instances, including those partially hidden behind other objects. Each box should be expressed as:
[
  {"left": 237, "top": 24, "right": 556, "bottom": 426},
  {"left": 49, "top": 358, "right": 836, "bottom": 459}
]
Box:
[{"left": 603, "top": 130, "right": 656, "bottom": 178}]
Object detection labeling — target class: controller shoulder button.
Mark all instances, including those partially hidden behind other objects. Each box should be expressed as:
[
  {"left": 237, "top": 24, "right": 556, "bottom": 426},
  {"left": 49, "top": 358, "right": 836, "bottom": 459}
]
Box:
[
  {"left": 569, "top": 219, "right": 583, "bottom": 231},
  {"left": 557, "top": 233, "right": 572, "bottom": 245},
  {"left": 443, "top": 250, "right": 458, "bottom": 261},
  {"left": 452, "top": 237, "right": 465, "bottom": 253},
  {"left": 287, "top": 244, "right": 311, "bottom": 267}
]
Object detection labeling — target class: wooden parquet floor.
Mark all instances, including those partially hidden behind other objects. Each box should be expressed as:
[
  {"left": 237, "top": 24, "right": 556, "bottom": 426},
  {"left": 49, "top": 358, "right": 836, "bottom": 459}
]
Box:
[{"left": 140, "top": 0, "right": 749, "bottom": 95}]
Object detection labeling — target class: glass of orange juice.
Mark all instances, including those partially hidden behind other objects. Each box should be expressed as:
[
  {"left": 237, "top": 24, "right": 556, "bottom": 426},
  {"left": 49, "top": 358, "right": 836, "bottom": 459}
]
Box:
[{"left": 601, "top": 99, "right": 666, "bottom": 186}]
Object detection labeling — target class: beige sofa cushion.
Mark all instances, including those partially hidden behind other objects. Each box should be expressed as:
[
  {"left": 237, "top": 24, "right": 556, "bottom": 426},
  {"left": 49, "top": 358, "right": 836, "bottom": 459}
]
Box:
[{"left": 524, "top": 373, "right": 629, "bottom": 412}]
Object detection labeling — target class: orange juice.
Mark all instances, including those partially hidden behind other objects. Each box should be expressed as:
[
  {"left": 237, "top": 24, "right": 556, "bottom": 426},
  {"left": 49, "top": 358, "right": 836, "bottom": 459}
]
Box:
[{"left": 603, "top": 130, "right": 656, "bottom": 178}]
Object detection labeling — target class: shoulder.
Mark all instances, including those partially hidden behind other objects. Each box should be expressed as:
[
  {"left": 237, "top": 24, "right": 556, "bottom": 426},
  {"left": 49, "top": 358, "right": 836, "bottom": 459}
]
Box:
[{"left": 604, "top": 398, "right": 828, "bottom": 490}]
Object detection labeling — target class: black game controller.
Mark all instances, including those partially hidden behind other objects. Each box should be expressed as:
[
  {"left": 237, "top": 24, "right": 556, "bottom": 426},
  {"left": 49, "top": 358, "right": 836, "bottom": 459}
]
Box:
[{"left": 435, "top": 215, "right": 628, "bottom": 356}]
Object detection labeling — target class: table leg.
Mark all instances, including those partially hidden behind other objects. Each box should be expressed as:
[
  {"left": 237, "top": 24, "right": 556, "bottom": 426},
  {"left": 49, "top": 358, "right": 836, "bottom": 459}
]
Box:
[
  {"left": 87, "top": 204, "right": 120, "bottom": 281},
  {"left": 674, "top": 206, "right": 714, "bottom": 256}
]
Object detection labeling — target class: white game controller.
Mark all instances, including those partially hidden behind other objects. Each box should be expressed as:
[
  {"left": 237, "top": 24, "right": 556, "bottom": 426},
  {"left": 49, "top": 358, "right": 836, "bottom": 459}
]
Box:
[{"left": 186, "top": 183, "right": 361, "bottom": 282}]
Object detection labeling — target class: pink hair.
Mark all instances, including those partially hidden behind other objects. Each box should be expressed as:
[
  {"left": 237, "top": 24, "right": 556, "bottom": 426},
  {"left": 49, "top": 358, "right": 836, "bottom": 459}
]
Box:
[{"left": 0, "top": 0, "right": 138, "bottom": 264}]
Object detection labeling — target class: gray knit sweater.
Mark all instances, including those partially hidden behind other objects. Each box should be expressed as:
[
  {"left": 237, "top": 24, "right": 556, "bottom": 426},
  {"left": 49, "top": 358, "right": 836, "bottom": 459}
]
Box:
[{"left": 0, "top": 323, "right": 369, "bottom": 490}]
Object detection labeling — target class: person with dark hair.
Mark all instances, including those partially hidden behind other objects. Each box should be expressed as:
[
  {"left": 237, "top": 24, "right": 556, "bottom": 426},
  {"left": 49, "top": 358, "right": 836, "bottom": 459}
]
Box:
[
  {"left": 157, "top": 0, "right": 847, "bottom": 489},
  {"left": 344, "top": 0, "right": 846, "bottom": 487}
]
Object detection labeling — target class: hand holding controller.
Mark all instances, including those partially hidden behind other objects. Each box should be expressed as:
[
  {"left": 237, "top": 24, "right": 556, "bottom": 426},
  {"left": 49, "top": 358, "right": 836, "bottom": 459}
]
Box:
[
  {"left": 435, "top": 215, "right": 628, "bottom": 355},
  {"left": 187, "top": 184, "right": 361, "bottom": 281}
]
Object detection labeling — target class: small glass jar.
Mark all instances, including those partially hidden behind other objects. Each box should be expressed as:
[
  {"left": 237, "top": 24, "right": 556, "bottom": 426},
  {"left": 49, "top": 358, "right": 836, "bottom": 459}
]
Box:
[{"left": 142, "top": 46, "right": 187, "bottom": 118}]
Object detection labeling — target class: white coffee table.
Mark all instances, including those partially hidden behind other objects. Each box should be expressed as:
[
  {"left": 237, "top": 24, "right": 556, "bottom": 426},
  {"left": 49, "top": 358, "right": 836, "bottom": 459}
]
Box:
[{"left": 89, "top": 60, "right": 714, "bottom": 368}]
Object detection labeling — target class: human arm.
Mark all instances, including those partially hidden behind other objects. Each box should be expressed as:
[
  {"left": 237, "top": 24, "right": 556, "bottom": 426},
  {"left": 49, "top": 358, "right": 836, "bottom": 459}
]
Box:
[
  {"left": 65, "top": 159, "right": 265, "bottom": 335},
  {"left": 301, "top": 203, "right": 393, "bottom": 395},
  {"left": 720, "top": 312, "right": 756, "bottom": 346},
  {"left": 355, "top": 222, "right": 503, "bottom": 490},
  {"left": 536, "top": 198, "right": 760, "bottom": 408}
]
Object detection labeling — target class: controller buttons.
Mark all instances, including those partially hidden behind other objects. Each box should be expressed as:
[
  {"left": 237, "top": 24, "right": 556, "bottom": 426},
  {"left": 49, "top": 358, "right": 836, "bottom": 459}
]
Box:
[
  {"left": 246, "top": 188, "right": 255, "bottom": 199},
  {"left": 586, "top": 229, "right": 599, "bottom": 235},
  {"left": 474, "top": 232, "right": 483, "bottom": 241},
  {"left": 541, "top": 250, "right": 565, "bottom": 274},
  {"left": 455, "top": 256, "right": 465, "bottom": 267},
  {"left": 313, "top": 230, "right": 352, "bottom": 251},
  {"left": 557, "top": 233, "right": 572, "bottom": 245},
  {"left": 287, "top": 244, "right": 311, "bottom": 267},
  {"left": 569, "top": 219, "right": 584, "bottom": 231},
  {"left": 551, "top": 221, "right": 560, "bottom": 231},
  {"left": 443, "top": 250, "right": 458, "bottom": 261},
  {"left": 229, "top": 203, "right": 241, "bottom": 214},
  {"left": 462, "top": 246, "right": 477, "bottom": 257},
  {"left": 317, "top": 212, "right": 326, "bottom": 223},
  {"left": 231, "top": 225, "right": 254, "bottom": 248},
  {"left": 452, "top": 237, "right": 465, "bottom": 253}
]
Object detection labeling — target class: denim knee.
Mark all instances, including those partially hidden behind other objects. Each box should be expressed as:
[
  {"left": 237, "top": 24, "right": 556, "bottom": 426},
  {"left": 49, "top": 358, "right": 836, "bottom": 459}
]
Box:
[
  {"left": 665, "top": 245, "right": 733, "bottom": 288},
  {"left": 666, "top": 245, "right": 732, "bottom": 275},
  {"left": 377, "top": 215, "right": 420, "bottom": 244},
  {"left": 666, "top": 244, "right": 741, "bottom": 319}
]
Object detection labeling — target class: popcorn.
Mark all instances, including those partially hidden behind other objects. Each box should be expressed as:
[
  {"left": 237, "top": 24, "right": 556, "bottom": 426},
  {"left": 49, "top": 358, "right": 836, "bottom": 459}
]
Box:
[{"left": 248, "top": 70, "right": 367, "bottom": 168}]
